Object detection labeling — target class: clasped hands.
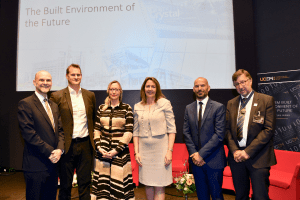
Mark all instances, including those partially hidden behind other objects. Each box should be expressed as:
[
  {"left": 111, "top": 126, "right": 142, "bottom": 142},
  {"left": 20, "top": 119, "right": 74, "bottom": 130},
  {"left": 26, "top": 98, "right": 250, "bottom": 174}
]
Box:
[
  {"left": 233, "top": 150, "right": 250, "bottom": 163},
  {"left": 98, "top": 147, "right": 118, "bottom": 160},
  {"left": 191, "top": 152, "right": 205, "bottom": 167},
  {"left": 48, "top": 149, "right": 62, "bottom": 164}
]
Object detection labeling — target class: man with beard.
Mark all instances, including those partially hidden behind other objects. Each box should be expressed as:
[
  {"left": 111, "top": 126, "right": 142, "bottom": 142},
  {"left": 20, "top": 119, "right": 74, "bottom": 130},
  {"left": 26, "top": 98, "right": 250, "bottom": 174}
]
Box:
[
  {"left": 183, "top": 77, "right": 226, "bottom": 200},
  {"left": 50, "top": 64, "right": 96, "bottom": 200},
  {"left": 18, "top": 70, "right": 64, "bottom": 200}
]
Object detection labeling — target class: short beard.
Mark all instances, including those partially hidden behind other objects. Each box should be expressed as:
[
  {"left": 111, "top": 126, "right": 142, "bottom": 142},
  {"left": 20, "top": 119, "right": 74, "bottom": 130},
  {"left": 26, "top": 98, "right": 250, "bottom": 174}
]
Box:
[{"left": 196, "top": 93, "right": 207, "bottom": 101}]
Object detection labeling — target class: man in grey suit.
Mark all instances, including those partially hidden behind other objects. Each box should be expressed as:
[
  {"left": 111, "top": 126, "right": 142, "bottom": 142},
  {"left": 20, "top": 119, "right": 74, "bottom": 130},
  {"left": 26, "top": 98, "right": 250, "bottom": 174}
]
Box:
[
  {"left": 18, "top": 70, "right": 64, "bottom": 200},
  {"left": 183, "top": 77, "right": 226, "bottom": 200},
  {"left": 226, "top": 69, "right": 276, "bottom": 200},
  {"left": 50, "top": 64, "right": 96, "bottom": 200}
]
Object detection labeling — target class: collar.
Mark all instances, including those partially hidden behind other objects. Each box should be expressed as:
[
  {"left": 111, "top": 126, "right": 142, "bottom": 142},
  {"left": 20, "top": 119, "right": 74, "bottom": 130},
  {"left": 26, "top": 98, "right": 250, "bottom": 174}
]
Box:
[
  {"left": 35, "top": 91, "right": 47, "bottom": 103},
  {"left": 109, "top": 101, "right": 121, "bottom": 108},
  {"left": 197, "top": 96, "right": 209, "bottom": 105},
  {"left": 68, "top": 85, "right": 82, "bottom": 95},
  {"left": 241, "top": 90, "right": 254, "bottom": 99}
]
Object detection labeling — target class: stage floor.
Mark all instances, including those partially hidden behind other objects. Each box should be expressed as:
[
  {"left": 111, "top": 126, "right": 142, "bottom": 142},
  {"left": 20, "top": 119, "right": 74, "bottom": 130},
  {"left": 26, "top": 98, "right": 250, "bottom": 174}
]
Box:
[{"left": 0, "top": 172, "right": 236, "bottom": 200}]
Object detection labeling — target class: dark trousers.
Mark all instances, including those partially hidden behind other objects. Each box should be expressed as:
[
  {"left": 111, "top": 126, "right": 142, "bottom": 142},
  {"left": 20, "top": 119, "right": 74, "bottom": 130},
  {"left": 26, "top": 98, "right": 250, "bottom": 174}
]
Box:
[
  {"left": 230, "top": 159, "right": 270, "bottom": 200},
  {"left": 59, "top": 137, "right": 92, "bottom": 200},
  {"left": 192, "top": 163, "right": 224, "bottom": 200},
  {"left": 24, "top": 168, "right": 58, "bottom": 200}
]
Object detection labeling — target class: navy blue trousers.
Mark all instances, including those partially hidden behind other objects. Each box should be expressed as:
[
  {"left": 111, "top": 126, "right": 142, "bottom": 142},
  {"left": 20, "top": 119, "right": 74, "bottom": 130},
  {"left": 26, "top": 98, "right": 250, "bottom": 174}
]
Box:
[{"left": 192, "top": 163, "right": 224, "bottom": 200}]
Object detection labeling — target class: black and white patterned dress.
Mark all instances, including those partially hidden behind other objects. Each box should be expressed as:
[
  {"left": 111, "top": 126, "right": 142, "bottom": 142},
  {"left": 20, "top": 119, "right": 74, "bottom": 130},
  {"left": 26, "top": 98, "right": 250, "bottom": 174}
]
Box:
[{"left": 91, "top": 102, "right": 135, "bottom": 200}]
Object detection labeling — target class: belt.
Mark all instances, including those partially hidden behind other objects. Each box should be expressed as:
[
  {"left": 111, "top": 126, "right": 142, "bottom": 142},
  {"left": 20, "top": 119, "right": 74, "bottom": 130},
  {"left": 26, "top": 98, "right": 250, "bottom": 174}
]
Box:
[{"left": 72, "top": 136, "right": 89, "bottom": 143}]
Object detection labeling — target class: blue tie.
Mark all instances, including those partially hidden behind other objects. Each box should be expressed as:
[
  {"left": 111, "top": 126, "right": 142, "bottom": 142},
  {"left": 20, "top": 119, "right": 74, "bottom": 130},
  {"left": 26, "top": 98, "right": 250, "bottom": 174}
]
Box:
[
  {"left": 237, "top": 91, "right": 254, "bottom": 141},
  {"left": 237, "top": 98, "right": 247, "bottom": 141}
]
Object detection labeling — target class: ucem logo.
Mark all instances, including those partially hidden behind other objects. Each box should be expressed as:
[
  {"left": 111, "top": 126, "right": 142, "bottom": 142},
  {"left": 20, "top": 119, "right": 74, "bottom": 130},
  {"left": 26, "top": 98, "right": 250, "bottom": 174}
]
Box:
[{"left": 260, "top": 76, "right": 275, "bottom": 81}]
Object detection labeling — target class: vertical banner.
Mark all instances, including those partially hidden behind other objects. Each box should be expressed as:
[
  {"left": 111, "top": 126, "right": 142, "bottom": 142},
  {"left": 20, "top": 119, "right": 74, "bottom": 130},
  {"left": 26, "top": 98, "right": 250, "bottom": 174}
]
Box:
[{"left": 258, "top": 70, "right": 300, "bottom": 152}]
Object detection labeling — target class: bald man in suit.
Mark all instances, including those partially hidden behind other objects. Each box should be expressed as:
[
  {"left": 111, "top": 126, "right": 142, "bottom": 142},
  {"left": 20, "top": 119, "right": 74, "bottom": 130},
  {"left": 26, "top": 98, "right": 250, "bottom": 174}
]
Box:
[
  {"left": 183, "top": 77, "right": 226, "bottom": 200},
  {"left": 18, "top": 71, "right": 64, "bottom": 200},
  {"left": 226, "top": 69, "right": 276, "bottom": 200}
]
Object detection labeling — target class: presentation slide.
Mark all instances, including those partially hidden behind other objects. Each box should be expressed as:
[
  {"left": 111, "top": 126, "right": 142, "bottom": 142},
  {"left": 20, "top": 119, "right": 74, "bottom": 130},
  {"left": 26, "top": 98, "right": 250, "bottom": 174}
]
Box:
[{"left": 17, "top": 0, "right": 236, "bottom": 91}]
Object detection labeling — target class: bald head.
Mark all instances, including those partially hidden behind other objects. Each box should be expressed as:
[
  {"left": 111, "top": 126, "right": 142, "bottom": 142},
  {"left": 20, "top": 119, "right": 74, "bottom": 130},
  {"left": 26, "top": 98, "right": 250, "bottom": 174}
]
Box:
[
  {"left": 33, "top": 70, "right": 52, "bottom": 97},
  {"left": 194, "top": 77, "right": 208, "bottom": 86},
  {"left": 35, "top": 70, "right": 52, "bottom": 80},
  {"left": 193, "top": 77, "right": 210, "bottom": 101}
]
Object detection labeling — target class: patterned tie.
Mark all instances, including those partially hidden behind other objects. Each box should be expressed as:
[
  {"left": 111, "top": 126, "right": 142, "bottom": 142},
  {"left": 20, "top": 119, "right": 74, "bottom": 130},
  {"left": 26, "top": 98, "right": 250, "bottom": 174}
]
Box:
[
  {"left": 237, "top": 98, "right": 247, "bottom": 141},
  {"left": 44, "top": 99, "right": 55, "bottom": 129},
  {"left": 198, "top": 102, "right": 203, "bottom": 148}
]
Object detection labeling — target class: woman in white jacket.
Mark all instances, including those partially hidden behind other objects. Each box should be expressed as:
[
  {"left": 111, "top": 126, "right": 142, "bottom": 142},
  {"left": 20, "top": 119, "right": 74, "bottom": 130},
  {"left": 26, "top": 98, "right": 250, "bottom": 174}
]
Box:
[{"left": 133, "top": 77, "right": 176, "bottom": 200}]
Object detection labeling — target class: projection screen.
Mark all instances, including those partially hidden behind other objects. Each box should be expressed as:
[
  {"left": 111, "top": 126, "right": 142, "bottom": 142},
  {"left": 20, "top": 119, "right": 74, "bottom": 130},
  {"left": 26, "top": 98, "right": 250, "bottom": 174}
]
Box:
[{"left": 17, "top": 0, "right": 236, "bottom": 91}]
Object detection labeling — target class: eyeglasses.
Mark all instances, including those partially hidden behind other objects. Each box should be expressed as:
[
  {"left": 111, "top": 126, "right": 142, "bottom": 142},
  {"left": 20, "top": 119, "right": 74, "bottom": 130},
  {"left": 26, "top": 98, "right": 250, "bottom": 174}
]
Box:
[
  {"left": 234, "top": 79, "right": 249, "bottom": 87},
  {"left": 109, "top": 88, "right": 120, "bottom": 92}
]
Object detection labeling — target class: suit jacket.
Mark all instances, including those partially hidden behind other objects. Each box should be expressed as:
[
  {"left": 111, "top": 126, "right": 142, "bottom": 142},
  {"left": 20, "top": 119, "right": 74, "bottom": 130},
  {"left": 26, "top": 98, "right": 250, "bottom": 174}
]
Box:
[
  {"left": 18, "top": 93, "right": 64, "bottom": 172},
  {"left": 50, "top": 87, "right": 96, "bottom": 153},
  {"left": 183, "top": 98, "right": 227, "bottom": 169},
  {"left": 133, "top": 98, "right": 176, "bottom": 138},
  {"left": 226, "top": 91, "right": 277, "bottom": 168}
]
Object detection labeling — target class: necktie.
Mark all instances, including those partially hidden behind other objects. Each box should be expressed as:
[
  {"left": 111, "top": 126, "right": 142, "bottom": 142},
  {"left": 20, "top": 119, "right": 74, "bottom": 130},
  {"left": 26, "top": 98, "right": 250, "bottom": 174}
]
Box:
[
  {"left": 198, "top": 102, "right": 203, "bottom": 148},
  {"left": 44, "top": 99, "right": 55, "bottom": 129},
  {"left": 237, "top": 98, "right": 247, "bottom": 141}
]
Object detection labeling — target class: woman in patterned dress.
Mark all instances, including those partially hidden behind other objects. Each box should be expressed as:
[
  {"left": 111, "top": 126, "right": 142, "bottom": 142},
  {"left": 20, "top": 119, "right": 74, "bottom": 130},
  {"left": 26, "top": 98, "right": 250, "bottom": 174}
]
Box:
[
  {"left": 91, "top": 80, "right": 135, "bottom": 200},
  {"left": 133, "top": 77, "right": 176, "bottom": 200}
]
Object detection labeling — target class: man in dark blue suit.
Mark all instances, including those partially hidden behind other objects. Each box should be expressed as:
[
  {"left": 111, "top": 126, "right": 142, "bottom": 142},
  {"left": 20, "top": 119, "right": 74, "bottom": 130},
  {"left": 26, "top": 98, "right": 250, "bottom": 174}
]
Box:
[
  {"left": 18, "top": 71, "right": 64, "bottom": 200},
  {"left": 183, "top": 77, "right": 226, "bottom": 200}
]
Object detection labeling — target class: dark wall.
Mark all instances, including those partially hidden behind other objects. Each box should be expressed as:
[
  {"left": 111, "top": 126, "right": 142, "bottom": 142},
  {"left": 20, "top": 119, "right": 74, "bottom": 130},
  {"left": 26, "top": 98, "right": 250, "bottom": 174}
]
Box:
[
  {"left": 1, "top": 0, "right": 256, "bottom": 170},
  {"left": 232, "top": 0, "right": 257, "bottom": 89},
  {"left": 1, "top": 0, "right": 20, "bottom": 169},
  {"left": 253, "top": 0, "right": 300, "bottom": 73}
]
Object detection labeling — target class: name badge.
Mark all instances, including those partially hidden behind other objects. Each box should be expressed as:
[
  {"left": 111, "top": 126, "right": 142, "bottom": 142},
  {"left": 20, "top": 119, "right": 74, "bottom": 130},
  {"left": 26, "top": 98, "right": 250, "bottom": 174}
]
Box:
[{"left": 253, "top": 111, "right": 264, "bottom": 124}]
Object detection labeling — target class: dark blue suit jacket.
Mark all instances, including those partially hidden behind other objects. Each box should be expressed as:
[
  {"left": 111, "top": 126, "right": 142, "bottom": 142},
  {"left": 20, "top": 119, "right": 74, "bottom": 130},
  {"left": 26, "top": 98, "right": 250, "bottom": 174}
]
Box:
[
  {"left": 183, "top": 98, "right": 226, "bottom": 169},
  {"left": 18, "top": 93, "right": 65, "bottom": 172}
]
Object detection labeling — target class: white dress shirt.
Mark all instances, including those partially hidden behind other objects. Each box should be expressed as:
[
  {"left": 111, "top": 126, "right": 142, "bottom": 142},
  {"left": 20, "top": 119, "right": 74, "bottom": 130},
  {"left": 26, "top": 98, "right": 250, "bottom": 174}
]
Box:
[
  {"left": 197, "top": 96, "right": 209, "bottom": 120},
  {"left": 237, "top": 91, "right": 254, "bottom": 147},
  {"left": 68, "top": 86, "right": 88, "bottom": 139},
  {"left": 35, "top": 91, "right": 55, "bottom": 128}
]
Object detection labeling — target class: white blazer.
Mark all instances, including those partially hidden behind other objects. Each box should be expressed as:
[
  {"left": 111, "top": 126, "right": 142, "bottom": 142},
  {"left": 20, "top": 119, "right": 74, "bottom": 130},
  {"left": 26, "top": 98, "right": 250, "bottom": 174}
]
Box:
[{"left": 133, "top": 98, "right": 176, "bottom": 137}]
